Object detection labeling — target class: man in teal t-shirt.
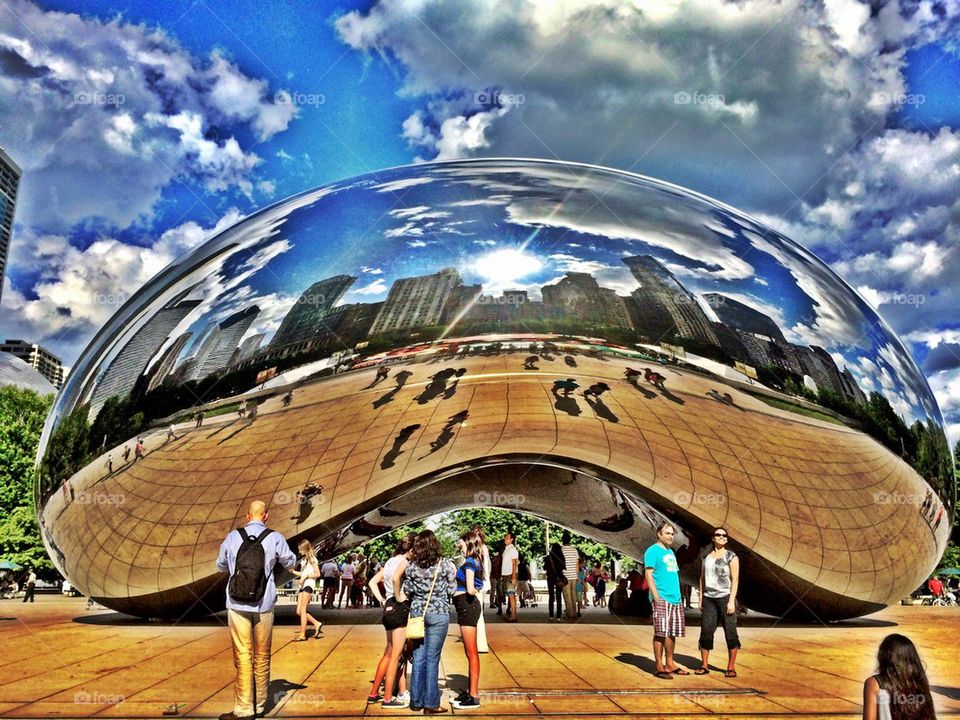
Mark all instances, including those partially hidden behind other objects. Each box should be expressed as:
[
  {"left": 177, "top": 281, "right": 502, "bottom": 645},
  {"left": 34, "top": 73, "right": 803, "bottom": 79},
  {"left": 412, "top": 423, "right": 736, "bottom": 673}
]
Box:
[{"left": 644, "top": 522, "right": 688, "bottom": 679}]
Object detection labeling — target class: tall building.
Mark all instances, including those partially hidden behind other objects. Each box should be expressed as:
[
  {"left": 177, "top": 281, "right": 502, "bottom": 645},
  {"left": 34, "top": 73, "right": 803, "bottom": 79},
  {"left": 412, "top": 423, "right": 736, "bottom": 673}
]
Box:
[
  {"left": 271, "top": 275, "right": 356, "bottom": 347},
  {"left": 88, "top": 296, "right": 200, "bottom": 415},
  {"left": 0, "top": 148, "right": 21, "bottom": 308},
  {"left": 541, "top": 273, "right": 632, "bottom": 328},
  {"left": 144, "top": 332, "right": 193, "bottom": 393},
  {"left": 840, "top": 366, "right": 868, "bottom": 406},
  {"left": 703, "top": 293, "right": 786, "bottom": 343},
  {"left": 622, "top": 255, "right": 719, "bottom": 346},
  {"left": 0, "top": 339, "right": 64, "bottom": 388},
  {"left": 369, "top": 267, "right": 461, "bottom": 336},
  {"left": 189, "top": 306, "right": 260, "bottom": 382},
  {"left": 232, "top": 333, "right": 265, "bottom": 364}
]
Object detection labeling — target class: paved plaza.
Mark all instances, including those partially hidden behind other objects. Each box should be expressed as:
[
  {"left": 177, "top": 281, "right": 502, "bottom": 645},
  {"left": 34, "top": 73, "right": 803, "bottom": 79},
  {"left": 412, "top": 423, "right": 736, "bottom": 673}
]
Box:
[{"left": 1, "top": 596, "right": 958, "bottom": 718}]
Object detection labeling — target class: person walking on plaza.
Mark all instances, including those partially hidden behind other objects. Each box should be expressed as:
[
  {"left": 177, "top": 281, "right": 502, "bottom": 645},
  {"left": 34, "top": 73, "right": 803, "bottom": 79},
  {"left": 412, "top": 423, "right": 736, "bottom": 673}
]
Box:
[
  {"left": 195, "top": 410, "right": 205, "bottom": 428},
  {"left": 215, "top": 500, "right": 297, "bottom": 720},
  {"left": 134, "top": 438, "right": 145, "bottom": 461},
  {"left": 452, "top": 530, "right": 485, "bottom": 709},
  {"left": 544, "top": 542, "right": 566, "bottom": 621},
  {"left": 238, "top": 399, "right": 247, "bottom": 417},
  {"left": 862, "top": 634, "right": 935, "bottom": 720},
  {"left": 645, "top": 522, "right": 689, "bottom": 679},
  {"left": 560, "top": 532, "right": 579, "bottom": 621},
  {"left": 291, "top": 539, "right": 323, "bottom": 641},
  {"left": 500, "top": 532, "right": 519, "bottom": 622},
  {"left": 320, "top": 557, "right": 339, "bottom": 609},
  {"left": 472, "top": 525, "right": 492, "bottom": 653},
  {"left": 22, "top": 568, "right": 36, "bottom": 603},
  {"left": 122, "top": 445, "right": 131, "bottom": 463},
  {"left": 696, "top": 527, "right": 741, "bottom": 677},
  {"left": 403, "top": 530, "right": 456, "bottom": 714},
  {"left": 105, "top": 453, "right": 114, "bottom": 475},
  {"left": 166, "top": 424, "right": 179, "bottom": 442},
  {"left": 368, "top": 532, "right": 415, "bottom": 708},
  {"left": 352, "top": 552, "right": 367, "bottom": 608}
]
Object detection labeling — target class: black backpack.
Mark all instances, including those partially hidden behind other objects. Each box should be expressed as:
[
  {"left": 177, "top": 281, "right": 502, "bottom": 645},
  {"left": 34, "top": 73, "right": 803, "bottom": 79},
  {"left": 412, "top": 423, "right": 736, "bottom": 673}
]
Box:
[{"left": 228, "top": 528, "right": 274, "bottom": 604}]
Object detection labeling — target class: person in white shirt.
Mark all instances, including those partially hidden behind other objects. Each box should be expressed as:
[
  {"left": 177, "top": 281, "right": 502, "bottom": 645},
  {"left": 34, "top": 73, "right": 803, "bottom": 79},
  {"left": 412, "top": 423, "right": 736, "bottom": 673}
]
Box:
[
  {"left": 320, "top": 559, "right": 340, "bottom": 609},
  {"left": 560, "top": 531, "right": 579, "bottom": 620},
  {"left": 338, "top": 555, "right": 356, "bottom": 609},
  {"left": 291, "top": 539, "right": 322, "bottom": 641},
  {"left": 500, "top": 532, "right": 519, "bottom": 622}
]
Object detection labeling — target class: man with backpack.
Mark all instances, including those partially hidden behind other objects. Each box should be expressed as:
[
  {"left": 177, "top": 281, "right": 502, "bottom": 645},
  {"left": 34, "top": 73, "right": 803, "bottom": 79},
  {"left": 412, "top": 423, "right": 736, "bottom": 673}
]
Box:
[{"left": 216, "top": 500, "right": 297, "bottom": 720}]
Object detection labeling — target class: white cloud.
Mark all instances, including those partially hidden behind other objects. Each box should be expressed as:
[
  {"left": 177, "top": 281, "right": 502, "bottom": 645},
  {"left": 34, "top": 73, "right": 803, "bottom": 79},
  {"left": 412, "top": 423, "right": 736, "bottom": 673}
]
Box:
[
  {"left": 0, "top": 0, "right": 295, "bottom": 231},
  {"left": 335, "top": 0, "right": 959, "bottom": 212}
]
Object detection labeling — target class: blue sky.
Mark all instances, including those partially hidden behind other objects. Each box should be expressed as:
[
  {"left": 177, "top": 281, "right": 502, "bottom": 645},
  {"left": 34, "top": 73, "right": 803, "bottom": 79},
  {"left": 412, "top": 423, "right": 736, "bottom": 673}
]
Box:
[{"left": 1, "top": 0, "right": 958, "bottom": 441}]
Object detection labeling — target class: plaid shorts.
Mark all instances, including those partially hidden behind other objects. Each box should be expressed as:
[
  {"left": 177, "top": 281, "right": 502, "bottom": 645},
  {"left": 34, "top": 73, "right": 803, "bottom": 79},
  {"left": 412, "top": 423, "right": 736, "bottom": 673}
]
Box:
[{"left": 652, "top": 599, "right": 685, "bottom": 638}]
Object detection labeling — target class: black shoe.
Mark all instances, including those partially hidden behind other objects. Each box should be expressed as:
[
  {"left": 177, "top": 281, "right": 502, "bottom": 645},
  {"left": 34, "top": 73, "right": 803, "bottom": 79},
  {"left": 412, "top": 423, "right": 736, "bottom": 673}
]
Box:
[
  {"left": 453, "top": 690, "right": 471, "bottom": 703},
  {"left": 409, "top": 706, "right": 424, "bottom": 712},
  {"left": 453, "top": 696, "right": 481, "bottom": 710},
  {"left": 219, "top": 713, "right": 254, "bottom": 720}
]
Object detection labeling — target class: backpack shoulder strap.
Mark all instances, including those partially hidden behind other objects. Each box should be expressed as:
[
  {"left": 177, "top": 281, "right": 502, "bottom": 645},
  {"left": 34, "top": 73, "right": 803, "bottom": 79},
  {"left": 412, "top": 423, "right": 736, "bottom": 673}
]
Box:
[
  {"left": 237, "top": 528, "right": 251, "bottom": 542},
  {"left": 254, "top": 528, "right": 273, "bottom": 544}
]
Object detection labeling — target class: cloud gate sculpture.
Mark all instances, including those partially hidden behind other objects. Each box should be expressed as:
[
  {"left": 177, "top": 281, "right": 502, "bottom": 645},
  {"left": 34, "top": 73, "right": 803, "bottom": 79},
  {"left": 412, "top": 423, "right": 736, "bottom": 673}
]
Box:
[{"left": 36, "top": 159, "right": 954, "bottom": 620}]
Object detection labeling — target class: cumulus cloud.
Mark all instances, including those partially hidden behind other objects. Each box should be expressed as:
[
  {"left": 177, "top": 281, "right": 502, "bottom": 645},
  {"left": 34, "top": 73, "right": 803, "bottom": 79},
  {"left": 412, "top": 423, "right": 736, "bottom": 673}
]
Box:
[
  {"left": 0, "top": 0, "right": 296, "bottom": 230},
  {"left": 335, "top": 0, "right": 959, "bottom": 211},
  {"left": 0, "top": 209, "right": 244, "bottom": 361}
]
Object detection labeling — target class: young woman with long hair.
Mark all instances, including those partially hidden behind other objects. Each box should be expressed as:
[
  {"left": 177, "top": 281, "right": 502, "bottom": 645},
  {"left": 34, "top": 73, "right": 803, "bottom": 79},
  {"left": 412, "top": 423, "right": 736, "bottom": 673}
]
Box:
[
  {"left": 862, "top": 634, "right": 936, "bottom": 720},
  {"left": 452, "top": 530, "right": 485, "bottom": 709},
  {"left": 403, "top": 529, "right": 456, "bottom": 714},
  {"left": 696, "top": 527, "right": 740, "bottom": 676},
  {"left": 292, "top": 540, "right": 323, "bottom": 641},
  {"left": 367, "top": 532, "right": 416, "bottom": 707}
]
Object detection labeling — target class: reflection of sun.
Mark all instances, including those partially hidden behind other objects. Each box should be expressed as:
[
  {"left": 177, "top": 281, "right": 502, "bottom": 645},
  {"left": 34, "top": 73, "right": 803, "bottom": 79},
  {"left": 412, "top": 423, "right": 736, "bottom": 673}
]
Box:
[{"left": 473, "top": 248, "right": 543, "bottom": 286}]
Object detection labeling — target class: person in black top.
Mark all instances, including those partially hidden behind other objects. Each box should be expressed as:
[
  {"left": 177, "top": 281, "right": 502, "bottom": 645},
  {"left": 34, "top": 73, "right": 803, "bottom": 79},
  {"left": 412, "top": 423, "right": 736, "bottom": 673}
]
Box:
[{"left": 544, "top": 543, "right": 566, "bottom": 621}]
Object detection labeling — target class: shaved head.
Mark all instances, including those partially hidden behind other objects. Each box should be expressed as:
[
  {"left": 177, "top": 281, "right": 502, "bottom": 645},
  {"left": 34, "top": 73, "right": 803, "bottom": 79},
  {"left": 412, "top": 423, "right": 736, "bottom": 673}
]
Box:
[{"left": 248, "top": 500, "right": 267, "bottom": 520}]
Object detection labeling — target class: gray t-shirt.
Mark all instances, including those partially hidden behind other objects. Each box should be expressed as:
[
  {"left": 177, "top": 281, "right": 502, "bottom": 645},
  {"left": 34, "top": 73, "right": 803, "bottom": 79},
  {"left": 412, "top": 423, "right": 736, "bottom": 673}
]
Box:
[{"left": 702, "top": 549, "right": 736, "bottom": 598}]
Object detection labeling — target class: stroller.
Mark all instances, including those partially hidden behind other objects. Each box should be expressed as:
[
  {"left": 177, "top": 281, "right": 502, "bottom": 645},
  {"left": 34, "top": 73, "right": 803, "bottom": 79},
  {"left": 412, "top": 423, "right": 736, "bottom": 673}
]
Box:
[{"left": 520, "top": 581, "right": 538, "bottom": 607}]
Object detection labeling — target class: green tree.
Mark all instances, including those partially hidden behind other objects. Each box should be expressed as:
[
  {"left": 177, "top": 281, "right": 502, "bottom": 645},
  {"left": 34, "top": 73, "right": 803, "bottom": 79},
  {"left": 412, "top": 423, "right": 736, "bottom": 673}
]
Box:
[
  {"left": 0, "top": 506, "right": 53, "bottom": 573},
  {"left": 0, "top": 386, "right": 52, "bottom": 513},
  {"left": 0, "top": 386, "right": 55, "bottom": 575},
  {"left": 38, "top": 403, "right": 91, "bottom": 500}
]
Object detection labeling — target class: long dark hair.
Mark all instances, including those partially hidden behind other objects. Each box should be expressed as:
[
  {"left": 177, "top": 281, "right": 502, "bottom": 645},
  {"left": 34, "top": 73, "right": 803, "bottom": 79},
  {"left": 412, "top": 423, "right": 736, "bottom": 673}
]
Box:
[
  {"left": 394, "top": 532, "right": 416, "bottom": 557},
  {"left": 876, "top": 634, "right": 935, "bottom": 720},
  {"left": 411, "top": 529, "right": 442, "bottom": 568},
  {"left": 460, "top": 530, "right": 485, "bottom": 581}
]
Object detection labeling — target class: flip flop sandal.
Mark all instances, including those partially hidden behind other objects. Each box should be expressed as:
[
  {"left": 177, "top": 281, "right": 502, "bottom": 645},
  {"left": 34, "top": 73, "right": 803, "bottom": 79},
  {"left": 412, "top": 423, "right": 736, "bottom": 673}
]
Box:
[
  {"left": 293, "top": 636, "right": 307, "bottom": 642},
  {"left": 671, "top": 668, "right": 691, "bottom": 675},
  {"left": 725, "top": 669, "right": 738, "bottom": 678},
  {"left": 655, "top": 671, "right": 674, "bottom": 680},
  {"left": 694, "top": 667, "right": 709, "bottom": 675}
]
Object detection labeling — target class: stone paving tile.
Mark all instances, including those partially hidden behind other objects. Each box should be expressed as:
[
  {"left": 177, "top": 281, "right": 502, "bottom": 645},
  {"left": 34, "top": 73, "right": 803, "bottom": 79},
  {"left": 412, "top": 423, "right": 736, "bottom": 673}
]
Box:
[{"left": 2, "top": 598, "right": 960, "bottom": 717}]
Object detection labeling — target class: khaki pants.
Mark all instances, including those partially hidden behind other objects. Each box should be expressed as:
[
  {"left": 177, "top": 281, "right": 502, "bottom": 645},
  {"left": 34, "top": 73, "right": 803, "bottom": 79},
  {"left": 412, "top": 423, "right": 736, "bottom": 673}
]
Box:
[
  {"left": 228, "top": 608, "right": 274, "bottom": 716},
  {"left": 561, "top": 583, "right": 577, "bottom": 619}
]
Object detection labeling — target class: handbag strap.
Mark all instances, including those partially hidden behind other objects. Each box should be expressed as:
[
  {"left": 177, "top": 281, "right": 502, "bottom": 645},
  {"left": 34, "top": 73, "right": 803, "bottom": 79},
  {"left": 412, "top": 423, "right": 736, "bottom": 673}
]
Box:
[{"left": 422, "top": 561, "right": 443, "bottom": 612}]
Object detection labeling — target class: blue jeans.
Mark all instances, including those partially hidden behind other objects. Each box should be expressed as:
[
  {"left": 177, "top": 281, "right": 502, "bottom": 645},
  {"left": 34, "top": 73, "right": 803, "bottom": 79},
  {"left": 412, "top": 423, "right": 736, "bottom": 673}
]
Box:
[{"left": 409, "top": 612, "right": 449, "bottom": 708}]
